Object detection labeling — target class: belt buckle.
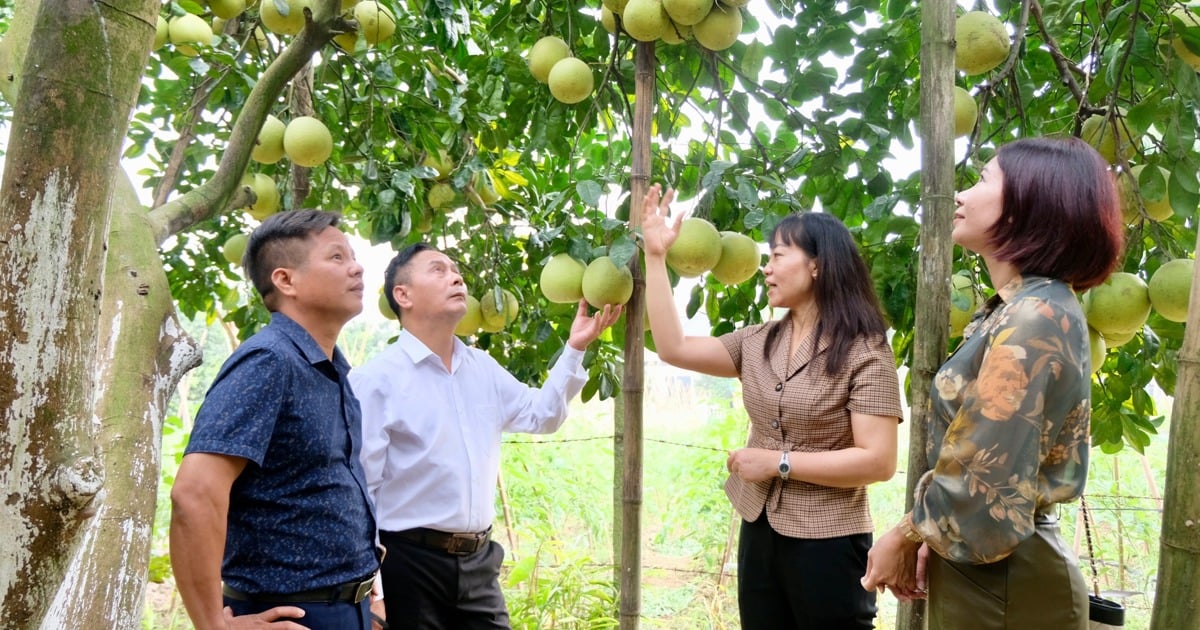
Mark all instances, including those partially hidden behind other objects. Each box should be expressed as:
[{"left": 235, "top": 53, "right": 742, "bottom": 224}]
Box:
[
  {"left": 352, "top": 577, "right": 375, "bottom": 603},
  {"left": 447, "top": 532, "right": 481, "bottom": 555}
]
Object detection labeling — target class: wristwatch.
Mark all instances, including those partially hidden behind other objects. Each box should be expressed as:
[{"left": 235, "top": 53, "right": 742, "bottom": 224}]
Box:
[{"left": 778, "top": 450, "right": 791, "bottom": 481}]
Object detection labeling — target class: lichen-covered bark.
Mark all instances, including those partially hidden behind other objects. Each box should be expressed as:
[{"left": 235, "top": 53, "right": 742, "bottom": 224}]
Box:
[
  {"left": 0, "top": 0, "right": 160, "bottom": 624},
  {"left": 40, "top": 175, "right": 201, "bottom": 630}
]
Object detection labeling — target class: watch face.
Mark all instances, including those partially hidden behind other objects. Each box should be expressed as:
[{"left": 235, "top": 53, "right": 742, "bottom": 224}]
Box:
[{"left": 780, "top": 461, "right": 790, "bottom": 473}]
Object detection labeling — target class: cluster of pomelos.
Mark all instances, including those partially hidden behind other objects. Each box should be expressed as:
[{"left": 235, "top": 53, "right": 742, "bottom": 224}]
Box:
[
  {"left": 603, "top": 0, "right": 747, "bottom": 50},
  {"left": 538, "top": 217, "right": 760, "bottom": 310},
  {"left": 156, "top": 0, "right": 396, "bottom": 57},
  {"left": 527, "top": 0, "right": 749, "bottom": 105}
]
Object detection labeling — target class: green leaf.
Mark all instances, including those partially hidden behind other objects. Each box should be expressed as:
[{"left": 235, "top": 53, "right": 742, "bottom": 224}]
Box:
[{"left": 577, "top": 180, "right": 602, "bottom": 207}]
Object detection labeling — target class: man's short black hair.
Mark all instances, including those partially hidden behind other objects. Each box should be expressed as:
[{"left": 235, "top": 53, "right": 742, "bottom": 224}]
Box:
[
  {"left": 244, "top": 210, "right": 342, "bottom": 310},
  {"left": 382, "top": 243, "right": 437, "bottom": 319}
]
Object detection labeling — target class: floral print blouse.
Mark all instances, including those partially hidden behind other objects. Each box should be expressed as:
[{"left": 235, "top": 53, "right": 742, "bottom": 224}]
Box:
[{"left": 911, "top": 274, "right": 1091, "bottom": 564}]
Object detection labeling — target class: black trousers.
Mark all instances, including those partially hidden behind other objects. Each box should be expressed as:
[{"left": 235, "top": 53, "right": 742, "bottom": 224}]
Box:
[
  {"left": 737, "top": 516, "right": 876, "bottom": 630},
  {"left": 378, "top": 531, "right": 510, "bottom": 630}
]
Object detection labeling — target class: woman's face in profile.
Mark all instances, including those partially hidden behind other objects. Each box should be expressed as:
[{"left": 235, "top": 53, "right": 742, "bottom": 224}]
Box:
[{"left": 952, "top": 158, "right": 1005, "bottom": 255}]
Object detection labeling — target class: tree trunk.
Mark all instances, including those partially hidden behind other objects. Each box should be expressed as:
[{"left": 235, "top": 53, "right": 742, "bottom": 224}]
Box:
[
  {"left": 898, "top": 1, "right": 956, "bottom": 628},
  {"left": 619, "top": 39, "right": 656, "bottom": 630},
  {"left": 0, "top": 0, "right": 158, "bottom": 624},
  {"left": 1149, "top": 228, "right": 1200, "bottom": 629},
  {"left": 41, "top": 176, "right": 202, "bottom": 629}
]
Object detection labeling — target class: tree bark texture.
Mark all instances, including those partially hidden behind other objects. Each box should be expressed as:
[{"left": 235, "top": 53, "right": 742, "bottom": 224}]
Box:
[
  {"left": 1150, "top": 228, "right": 1200, "bottom": 629},
  {"left": 899, "top": 1, "right": 956, "bottom": 628},
  {"left": 39, "top": 176, "right": 201, "bottom": 630},
  {"left": 0, "top": 0, "right": 158, "bottom": 624}
]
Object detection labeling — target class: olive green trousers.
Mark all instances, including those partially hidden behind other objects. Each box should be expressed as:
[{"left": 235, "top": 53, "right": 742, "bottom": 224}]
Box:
[{"left": 927, "top": 520, "right": 1088, "bottom": 629}]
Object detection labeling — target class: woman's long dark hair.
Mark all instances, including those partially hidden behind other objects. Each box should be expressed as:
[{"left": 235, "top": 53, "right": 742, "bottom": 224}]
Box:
[{"left": 763, "top": 213, "right": 890, "bottom": 375}]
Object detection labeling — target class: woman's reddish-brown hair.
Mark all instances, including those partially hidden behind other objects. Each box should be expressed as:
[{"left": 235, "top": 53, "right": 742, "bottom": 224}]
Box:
[{"left": 987, "top": 136, "right": 1124, "bottom": 290}]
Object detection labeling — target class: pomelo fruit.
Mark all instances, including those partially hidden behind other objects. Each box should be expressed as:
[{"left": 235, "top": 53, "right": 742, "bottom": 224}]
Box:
[
  {"left": 456, "top": 295, "right": 482, "bottom": 335},
  {"left": 540, "top": 254, "right": 587, "bottom": 304},
  {"left": 251, "top": 114, "right": 287, "bottom": 164},
  {"left": 1088, "top": 326, "right": 1105, "bottom": 374},
  {"left": 222, "top": 233, "right": 249, "bottom": 266},
  {"left": 710, "top": 232, "right": 760, "bottom": 285},
  {"left": 548, "top": 57, "right": 594, "bottom": 104},
  {"left": 623, "top": 0, "right": 669, "bottom": 42},
  {"left": 528, "top": 36, "right": 572, "bottom": 84},
  {"left": 948, "top": 273, "right": 979, "bottom": 337},
  {"left": 1148, "top": 258, "right": 1194, "bottom": 323},
  {"left": 666, "top": 217, "right": 722, "bottom": 277},
  {"left": 354, "top": 1, "right": 396, "bottom": 45},
  {"left": 693, "top": 3, "right": 741, "bottom": 51},
  {"left": 283, "top": 116, "right": 333, "bottom": 167},
  {"left": 954, "top": 86, "right": 977, "bottom": 138},
  {"left": 240, "top": 172, "right": 280, "bottom": 221},
  {"left": 480, "top": 287, "right": 519, "bottom": 330},
  {"left": 1081, "top": 113, "right": 1138, "bottom": 164},
  {"left": 582, "top": 256, "right": 634, "bottom": 308},
  {"left": 1082, "top": 271, "right": 1151, "bottom": 336},
  {"left": 955, "top": 11, "right": 1009, "bottom": 75}
]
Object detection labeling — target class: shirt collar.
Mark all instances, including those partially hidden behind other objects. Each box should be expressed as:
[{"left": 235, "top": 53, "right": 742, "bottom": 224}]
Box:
[
  {"left": 396, "top": 329, "right": 468, "bottom": 371},
  {"left": 270, "top": 311, "right": 350, "bottom": 371},
  {"left": 993, "top": 273, "right": 1054, "bottom": 305}
]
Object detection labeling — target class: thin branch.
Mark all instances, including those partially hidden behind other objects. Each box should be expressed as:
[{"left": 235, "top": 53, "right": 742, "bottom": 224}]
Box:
[
  {"left": 712, "top": 54, "right": 817, "bottom": 131},
  {"left": 1030, "top": 0, "right": 1085, "bottom": 102},
  {"left": 705, "top": 53, "right": 770, "bottom": 169},
  {"left": 993, "top": 0, "right": 1032, "bottom": 81}
]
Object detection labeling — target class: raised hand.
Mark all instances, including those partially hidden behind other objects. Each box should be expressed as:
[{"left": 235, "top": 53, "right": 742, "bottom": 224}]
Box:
[
  {"left": 641, "top": 183, "right": 683, "bottom": 258},
  {"left": 567, "top": 301, "right": 623, "bottom": 351}
]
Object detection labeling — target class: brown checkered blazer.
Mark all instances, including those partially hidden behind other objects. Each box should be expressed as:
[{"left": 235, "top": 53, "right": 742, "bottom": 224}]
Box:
[{"left": 719, "top": 317, "right": 903, "bottom": 539}]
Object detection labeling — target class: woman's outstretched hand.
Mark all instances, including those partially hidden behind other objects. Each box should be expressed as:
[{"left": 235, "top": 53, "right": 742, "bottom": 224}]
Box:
[{"left": 642, "top": 184, "right": 683, "bottom": 258}]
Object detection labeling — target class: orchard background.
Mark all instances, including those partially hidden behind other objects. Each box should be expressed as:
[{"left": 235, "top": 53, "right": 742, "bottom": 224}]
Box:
[{"left": 1, "top": 0, "right": 1198, "bottom": 627}]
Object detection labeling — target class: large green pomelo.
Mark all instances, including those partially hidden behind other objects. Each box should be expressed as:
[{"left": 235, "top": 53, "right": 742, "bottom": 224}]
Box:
[
  {"left": 1148, "top": 258, "right": 1194, "bottom": 323},
  {"left": 948, "top": 273, "right": 979, "bottom": 337},
  {"left": 666, "top": 217, "right": 722, "bottom": 277},
  {"left": 540, "top": 254, "right": 587, "bottom": 304},
  {"left": 1083, "top": 271, "right": 1151, "bottom": 336},
  {"left": 480, "top": 287, "right": 519, "bottom": 330},
  {"left": 582, "top": 256, "right": 634, "bottom": 308},
  {"left": 528, "top": 36, "right": 571, "bottom": 84},
  {"left": 955, "top": 11, "right": 1010, "bottom": 75},
  {"left": 455, "top": 295, "right": 482, "bottom": 335},
  {"left": 710, "top": 232, "right": 760, "bottom": 285}
]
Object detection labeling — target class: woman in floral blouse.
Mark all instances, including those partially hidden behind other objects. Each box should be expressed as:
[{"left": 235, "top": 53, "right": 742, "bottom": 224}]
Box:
[{"left": 861, "top": 136, "right": 1124, "bottom": 628}]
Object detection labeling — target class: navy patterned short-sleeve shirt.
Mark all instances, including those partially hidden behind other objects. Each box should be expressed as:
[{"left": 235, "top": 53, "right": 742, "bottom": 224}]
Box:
[{"left": 185, "top": 312, "right": 378, "bottom": 594}]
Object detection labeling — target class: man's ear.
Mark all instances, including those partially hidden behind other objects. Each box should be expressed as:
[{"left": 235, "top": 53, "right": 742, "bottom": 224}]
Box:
[
  {"left": 393, "top": 283, "right": 414, "bottom": 311},
  {"left": 271, "top": 267, "right": 297, "bottom": 299}
]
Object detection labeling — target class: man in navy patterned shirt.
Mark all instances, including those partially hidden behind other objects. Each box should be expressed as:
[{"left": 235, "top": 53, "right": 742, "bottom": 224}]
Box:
[{"left": 170, "top": 210, "right": 383, "bottom": 629}]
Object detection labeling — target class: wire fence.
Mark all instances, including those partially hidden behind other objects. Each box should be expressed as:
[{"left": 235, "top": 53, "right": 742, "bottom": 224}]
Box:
[{"left": 499, "top": 428, "right": 1165, "bottom": 627}]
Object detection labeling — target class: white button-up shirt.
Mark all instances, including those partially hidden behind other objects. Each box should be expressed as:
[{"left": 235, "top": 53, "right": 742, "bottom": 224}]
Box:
[{"left": 349, "top": 330, "right": 587, "bottom": 534}]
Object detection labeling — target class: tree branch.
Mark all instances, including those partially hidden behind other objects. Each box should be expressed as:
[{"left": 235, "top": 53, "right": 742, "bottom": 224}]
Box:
[
  {"left": 1030, "top": 0, "right": 1085, "bottom": 103},
  {"left": 147, "top": 0, "right": 346, "bottom": 244}
]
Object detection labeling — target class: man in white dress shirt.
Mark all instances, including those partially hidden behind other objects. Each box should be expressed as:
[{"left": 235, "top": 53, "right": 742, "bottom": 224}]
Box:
[{"left": 350, "top": 243, "right": 621, "bottom": 629}]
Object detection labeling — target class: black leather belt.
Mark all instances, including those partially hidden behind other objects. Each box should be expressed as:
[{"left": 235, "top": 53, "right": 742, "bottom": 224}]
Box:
[
  {"left": 222, "top": 575, "right": 375, "bottom": 604},
  {"left": 382, "top": 526, "right": 492, "bottom": 555}
]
